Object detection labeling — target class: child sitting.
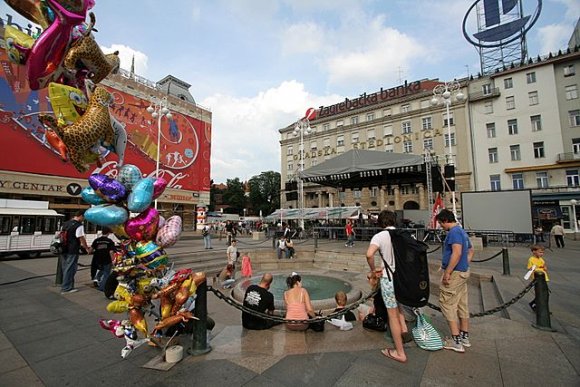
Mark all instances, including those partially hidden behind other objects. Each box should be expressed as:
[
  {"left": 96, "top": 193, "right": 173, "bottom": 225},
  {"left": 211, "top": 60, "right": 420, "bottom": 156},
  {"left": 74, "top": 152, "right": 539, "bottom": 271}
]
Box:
[
  {"left": 218, "top": 264, "right": 235, "bottom": 288},
  {"left": 527, "top": 245, "right": 549, "bottom": 311},
  {"left": 333, "top": 291, "right": 357, "bottom": 321}
]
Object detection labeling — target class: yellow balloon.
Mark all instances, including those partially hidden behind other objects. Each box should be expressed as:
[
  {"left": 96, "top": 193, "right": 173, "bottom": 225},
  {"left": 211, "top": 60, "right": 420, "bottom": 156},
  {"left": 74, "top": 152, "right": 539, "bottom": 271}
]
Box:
[{"left": 106, "top": 300, "right": 129, "bottom": 313}]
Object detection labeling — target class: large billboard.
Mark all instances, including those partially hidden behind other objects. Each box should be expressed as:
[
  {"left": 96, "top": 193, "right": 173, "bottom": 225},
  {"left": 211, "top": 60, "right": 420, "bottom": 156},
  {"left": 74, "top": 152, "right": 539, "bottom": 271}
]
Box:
[{"left": 0, "top": 49, "right": 211, "bottom": 193}]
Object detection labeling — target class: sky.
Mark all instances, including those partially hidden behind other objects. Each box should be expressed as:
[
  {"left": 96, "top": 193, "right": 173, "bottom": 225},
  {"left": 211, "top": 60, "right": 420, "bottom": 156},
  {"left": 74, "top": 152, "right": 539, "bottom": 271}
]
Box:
[{"left": 2, "top": 0, "right": 579, "bottom": 183}]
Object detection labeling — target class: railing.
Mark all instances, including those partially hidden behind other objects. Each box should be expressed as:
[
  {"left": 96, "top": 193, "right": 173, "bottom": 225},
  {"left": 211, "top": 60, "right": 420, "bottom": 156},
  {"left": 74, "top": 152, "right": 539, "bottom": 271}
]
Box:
[{"left": 557, "top": 152, "right": 580, "bottom": 162}]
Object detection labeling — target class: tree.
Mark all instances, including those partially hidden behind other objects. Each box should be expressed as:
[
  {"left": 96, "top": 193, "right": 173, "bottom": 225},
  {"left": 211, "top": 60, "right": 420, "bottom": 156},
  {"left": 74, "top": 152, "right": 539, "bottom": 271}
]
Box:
[
  {"left": 222, "top": 178, "right": 246, "bottom": 214},
  {"left": 248, "top": 171, "right": 280, "bottom": 217}
]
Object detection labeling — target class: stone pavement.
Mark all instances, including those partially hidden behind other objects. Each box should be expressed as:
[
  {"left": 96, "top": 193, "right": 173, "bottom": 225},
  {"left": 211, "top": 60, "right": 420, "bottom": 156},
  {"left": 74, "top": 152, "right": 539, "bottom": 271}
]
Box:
[{"left": 0, "top": 235, "right": 579, "bottom": 386}]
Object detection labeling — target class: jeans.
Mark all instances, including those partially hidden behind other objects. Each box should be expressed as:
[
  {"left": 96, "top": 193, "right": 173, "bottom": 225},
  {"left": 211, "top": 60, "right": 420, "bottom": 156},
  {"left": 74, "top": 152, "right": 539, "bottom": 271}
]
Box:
[
  {"left": 204, "top": 235, "right": 212, "bottom": 249},
  {"left": 277, "top": 247, "right": 286, "bottom": 259},
  {"left": 96, "top": 263, "right": 111, "bottom": 291},
  {"left": 346, "top": 234, "right": 355, "bottom": 246},
  {"left": 61, "top": 253, "right": 79, "bottom": 291}
]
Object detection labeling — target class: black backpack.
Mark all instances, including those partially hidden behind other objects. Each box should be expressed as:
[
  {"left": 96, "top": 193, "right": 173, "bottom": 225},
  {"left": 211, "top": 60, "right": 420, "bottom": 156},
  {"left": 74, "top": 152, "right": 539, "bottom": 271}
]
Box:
[
  {"left": 381, "top": 229, "right": 430, "bottom": 307},
  {"left": 52, "top": 220, "right": 81, "bottom": 254}
]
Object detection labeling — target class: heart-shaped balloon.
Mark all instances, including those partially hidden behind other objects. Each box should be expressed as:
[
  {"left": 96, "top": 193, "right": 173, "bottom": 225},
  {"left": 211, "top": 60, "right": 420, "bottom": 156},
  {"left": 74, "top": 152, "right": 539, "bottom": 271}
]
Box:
[
  {"left": 158, "top": 216, "right": 166, "bottom": 228},
  {"left": 156, "top": 215, "right": 182, "bottom": 248},
  {"left": 85, "top": 204, "right": 128, "bottom": 227},
  {"left": 81, "top": 186, "right": 106, "bottom": 205},
  {"left": 88, "top": 174, "right": 126, "bottom": 202},
  {"left": 152, "top": 178, "right": 168, "bottom": 200},
  {"left": 118, "top": 164, "right": 142, "bottom": 190},
  {"left": 127, "top": 178, "right": 154, "bottom": 213},
  {"left": 124, "top": 207, "right": 159, "bottom": 241},
  {"left": 110, "top": 223, "right": 130, "bottom": 240}
]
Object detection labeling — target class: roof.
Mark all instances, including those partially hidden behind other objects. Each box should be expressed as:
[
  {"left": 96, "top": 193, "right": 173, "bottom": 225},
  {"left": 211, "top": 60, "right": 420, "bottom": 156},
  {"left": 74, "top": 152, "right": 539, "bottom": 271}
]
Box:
[
  {"left": 0, "top": 208, "right": 64, "bottom": 216},
  {"left": 298, "top": 149, "right": 425, "bottom": 188},
  {"left": 265, "top": 207, "right": 361, "bottom": 221}
]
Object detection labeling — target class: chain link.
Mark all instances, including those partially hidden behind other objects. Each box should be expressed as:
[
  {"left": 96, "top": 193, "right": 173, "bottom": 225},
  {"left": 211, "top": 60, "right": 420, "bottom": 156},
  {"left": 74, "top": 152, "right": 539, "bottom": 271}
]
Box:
[{"left": 471, "top": 250, "right": 503, "bottom": 263}]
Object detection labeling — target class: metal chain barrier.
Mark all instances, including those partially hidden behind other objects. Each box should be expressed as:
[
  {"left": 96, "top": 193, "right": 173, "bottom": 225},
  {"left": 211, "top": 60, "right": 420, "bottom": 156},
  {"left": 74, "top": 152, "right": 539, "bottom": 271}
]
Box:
[
  {"left": 208, "top": 285, "right": 378, "bottom": 324},
  {"left": 471, "top": 250, "right": 503, "bottom": 263},
  {"left": 427, "top": 279, "right": 536, "bottom": 318},
  {"left": 426, "top": 245, "right": 442, "bottom": 254}
]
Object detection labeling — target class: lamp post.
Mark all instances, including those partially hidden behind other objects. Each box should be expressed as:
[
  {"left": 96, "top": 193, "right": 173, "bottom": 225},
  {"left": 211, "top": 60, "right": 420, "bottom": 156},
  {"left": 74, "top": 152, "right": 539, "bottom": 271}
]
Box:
[
  {"left": 431, "top": 81, "right": 465, "bottom": 216},
  {"left": 146, "top": 96, "right": 173, "bottom": 209},
  {"left": 293, "top": 118, "right": 311, "bottom": 230},
  {"left": 571, "top": 199, "right": 579, "bottom": 240}
]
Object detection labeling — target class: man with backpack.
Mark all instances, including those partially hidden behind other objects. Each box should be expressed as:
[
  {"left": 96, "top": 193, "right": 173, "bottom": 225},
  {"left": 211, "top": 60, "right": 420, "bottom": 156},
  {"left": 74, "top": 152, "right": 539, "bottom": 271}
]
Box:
[
  {"left": 60, "top": 210, "right": 92, "bottom": 294},
  {"left": 435, "top": 209, "right": 474, "bottom": 353},
  {"left": 365, "top": 210, "right": 409, "bottom": 364}
]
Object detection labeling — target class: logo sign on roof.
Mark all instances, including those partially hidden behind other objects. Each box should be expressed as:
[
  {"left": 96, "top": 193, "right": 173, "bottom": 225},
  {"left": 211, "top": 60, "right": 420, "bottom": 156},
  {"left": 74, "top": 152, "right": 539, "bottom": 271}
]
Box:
[{"left": 462, "top": 0, "right": 542, "bottom": 48}]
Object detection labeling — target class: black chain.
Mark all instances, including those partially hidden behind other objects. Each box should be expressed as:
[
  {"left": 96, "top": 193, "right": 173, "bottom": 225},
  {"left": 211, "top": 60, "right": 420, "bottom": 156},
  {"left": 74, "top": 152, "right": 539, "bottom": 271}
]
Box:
[
  {"left": 208, "top": 285, "right": 378, "bottom": 324},
  {"left": 471, "top": 250, "right": 503, "bottom": 263},
  {"left": 427, "top": 279, "right": 536, "bottom": 317}
]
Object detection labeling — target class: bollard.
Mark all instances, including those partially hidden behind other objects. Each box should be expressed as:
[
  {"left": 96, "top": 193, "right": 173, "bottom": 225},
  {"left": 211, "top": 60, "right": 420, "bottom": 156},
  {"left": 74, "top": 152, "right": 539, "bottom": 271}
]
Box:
[
  {"left": 314, "top": 232, "right": 318, "bottom": 250},
  {"left": 502, "top": 248, "right": 510, "bottom": 276},
  {"left": 55, "top": 255, "right": 63, "bottom": 286},
  {"left": 188, "top": 280, "right": 212, "bottom": 355},
  {"left": 272, "top": 234, "right": 276, "bottom": 250},
  {"left": 531, "top": 272, "right": 555, "bottom": 332}
]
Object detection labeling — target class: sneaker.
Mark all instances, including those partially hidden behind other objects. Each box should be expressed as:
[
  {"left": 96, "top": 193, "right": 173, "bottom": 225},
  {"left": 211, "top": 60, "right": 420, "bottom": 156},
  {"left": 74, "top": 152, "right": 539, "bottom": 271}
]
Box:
[
  {"left": 61, "top": 288, "right": 79, "bottom": 294},
  {"left": 460, "top": 336, "right": 471, "bottom": 348},
  {"left": 92, "top": 280, "right": 99, "bottom": 288},
  {"left": 443, "top": 337, "right": 465, "bottom": 353}
]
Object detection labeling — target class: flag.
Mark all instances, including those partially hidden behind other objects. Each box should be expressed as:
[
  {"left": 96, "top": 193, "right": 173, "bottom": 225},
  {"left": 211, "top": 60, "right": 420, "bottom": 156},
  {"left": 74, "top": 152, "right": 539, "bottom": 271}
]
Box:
[{"left": 429, "top": 193, "right": 445, "bottom": 229}]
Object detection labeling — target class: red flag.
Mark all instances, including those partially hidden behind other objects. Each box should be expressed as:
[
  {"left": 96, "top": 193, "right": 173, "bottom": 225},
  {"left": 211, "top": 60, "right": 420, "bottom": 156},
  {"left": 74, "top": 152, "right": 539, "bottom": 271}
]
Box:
[{"left": 430, "top": 193, "right": 445, "bottom": 229}]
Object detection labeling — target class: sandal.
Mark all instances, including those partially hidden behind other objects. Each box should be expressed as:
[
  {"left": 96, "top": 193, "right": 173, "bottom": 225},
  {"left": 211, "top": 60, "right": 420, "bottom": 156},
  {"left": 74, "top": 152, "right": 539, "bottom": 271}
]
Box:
[{"left": 381, "top": 348, "right": 407, "bottom": 364}]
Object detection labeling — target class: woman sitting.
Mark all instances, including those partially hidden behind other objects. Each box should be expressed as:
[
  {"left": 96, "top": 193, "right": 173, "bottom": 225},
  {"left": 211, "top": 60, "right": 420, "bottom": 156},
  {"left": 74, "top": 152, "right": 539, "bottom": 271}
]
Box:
[{"left": 284, "top": 272, "right": 315, "bottom": 331}]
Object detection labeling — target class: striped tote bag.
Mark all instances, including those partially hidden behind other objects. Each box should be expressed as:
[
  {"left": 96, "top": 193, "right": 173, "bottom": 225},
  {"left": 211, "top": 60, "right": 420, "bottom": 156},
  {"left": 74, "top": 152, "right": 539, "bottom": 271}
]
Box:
[{"left": 412, "top": 312, "right": 443, "bottom": 351}]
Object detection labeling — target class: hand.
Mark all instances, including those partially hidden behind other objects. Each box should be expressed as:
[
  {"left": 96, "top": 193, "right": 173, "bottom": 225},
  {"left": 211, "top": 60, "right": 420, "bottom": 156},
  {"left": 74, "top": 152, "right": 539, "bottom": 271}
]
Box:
[{"left": 442, "top": 272, "right": 451, "bottom": 287}]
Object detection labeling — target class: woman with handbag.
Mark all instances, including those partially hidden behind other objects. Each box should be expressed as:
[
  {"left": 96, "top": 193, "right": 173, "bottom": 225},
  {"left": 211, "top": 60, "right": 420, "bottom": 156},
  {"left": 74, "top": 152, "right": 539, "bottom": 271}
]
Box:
[{"left": 284, "top": 272, "right": 315, "bottom": 331}]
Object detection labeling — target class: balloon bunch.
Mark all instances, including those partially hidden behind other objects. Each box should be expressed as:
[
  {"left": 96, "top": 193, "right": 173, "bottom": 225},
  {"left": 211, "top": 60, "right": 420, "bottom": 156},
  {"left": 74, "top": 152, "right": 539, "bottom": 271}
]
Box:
[
  {"left": 81, "top": 164, "right": 206, "bottom": 358},
  {"left": 3, "top": 0, "right": 126, "bottom": 172}
]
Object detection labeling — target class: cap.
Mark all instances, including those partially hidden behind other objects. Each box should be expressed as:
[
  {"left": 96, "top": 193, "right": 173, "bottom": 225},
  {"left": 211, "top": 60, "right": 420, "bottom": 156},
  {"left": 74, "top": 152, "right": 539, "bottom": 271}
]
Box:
[{"left": 291, "top": 271, "right": 298, "bottom": 277}]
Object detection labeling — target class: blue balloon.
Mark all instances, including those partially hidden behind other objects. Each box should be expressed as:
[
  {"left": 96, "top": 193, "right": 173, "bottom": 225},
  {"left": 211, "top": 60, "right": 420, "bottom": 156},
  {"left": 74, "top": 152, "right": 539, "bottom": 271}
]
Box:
[
  {"left": 85, "top": 205, "right": 128, "bottom": 227},
  {"left": 127, "top": 178, "right": 154, "bottom": 213},
  {"left": 81, "top": 187, "right": 106, "bottom": 205},
  {"left": 118, "top": 164, "right": 142, "bottom": 190}
]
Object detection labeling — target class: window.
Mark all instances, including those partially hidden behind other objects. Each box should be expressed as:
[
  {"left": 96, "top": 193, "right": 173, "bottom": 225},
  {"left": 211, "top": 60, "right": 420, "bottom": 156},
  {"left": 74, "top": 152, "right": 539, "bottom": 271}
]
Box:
[
  {"left": 443, "top": 112, "right": 454, "bottom": 126},
  {"left": 484, "top": 101, "right": 493, "bottom": 114},
  {"left": 336, "top": 120, "right": 344, "bottom": 127},
  {"left": 570, "top": 110, "right": 580, "bottom": 126},
  {"left": 367, "top": 129, "right": 375, "bottom": 140},
  {"left": 573, "top": 138, "right": 580, "bottom": 155},
  {"left": 351, "top": 116, "right": 359, "bottom": 125},
  {"left": 488, "top": 147, "right": 498, "bottom": 163},
  {"left": 531, "top": 115, "right": 542, "bottom": 132},
  {"left": 371, "top": 186, "right": 379, "bottom": 197},
  {"left": 529, "top": 91, "right": 539, "bottom": 105},
  {"left": 490, "top": 175, "right": 501, "bottom": 191},
  {"left": 504, "top": 78, "right": 513, "bottom": 89},
  {"left": 401, "top": 104, "right": 411, "bottom": 113},
  {"left": 310, "top": 141, "right": 317, "bottom": 151},
  {"left": 486, "top": 122, "right": 496, "bottom": 138},
  {"left": 445, "top": 133, "right": 456, "bottom": 147},
  {"left": 534, "top": 142, "right": 545, "bottom": 158},
  {"left": 323, "top": 138, "right": 330, "bottom": 147},
  {"left": 366, "top": 113, "right": 375, "bottom": 121},
  {"left": 506, "top": 96, "right": 515, "bottom": 110},
  {"left": 383, "top": 125, "right": 393, "bottom": 136},
  {"left": 526, "top": 72, "right": 536, "bottom": 83},
  {"left": 402, "top": 121, "right": 411, "bottom": 134},
  {"left": 482, "top": 84, "right": 492, "bottom": 95},
  {"left": 563, "top": 64, "right": 575, "bottom": 77},
  {"left": 353, "top": 189, "right": 361, "bottom": 199},
  {"left": 385, "top": 144, "right": 394, "bottom": 152},
  {"left": 512, "top": 173, "right": 524, "bottom": 189},
  {"left": 421, "top": 117, "right": 432, "bottom": 130},
  {"left": 423, "top": 138, "right": 433, "bottom": 150},
  {"left": 403, "top": 140, "right": 413, "bottom": 153},
  {"left": 566, "top": 170, "right": 580, "bottom": 187},
  {"left": 287, "top": 162, "right": 293, "bottom": 171},
  {"left": 566, "top": 85, "right": 578, "bottom": 100},
  {"left": 336, "top": 135, "right": 344, "bottom": 147},
  {"left": 287, "top": 146, "right": 293, "bottom": 155},
  {"left": 383, "top": 108, "right": 391, "bottom": 117},
  {"left": 536, "top": 172, "right": 548, "bottom": 188},
  {"left": 323, "top": 123, "right": 330, "bottom": 131},
  {"left": 510, "top": 145, "right": 521, "bottom": 161},
  {"left": 351, "top": 132, "right": 359, "bottom": 143},
  {"left": 286, "top": 132, "right": 293, "bottom": 140},
  {"left": 508, "top": 119, "right": 518, "bottom": 135}
]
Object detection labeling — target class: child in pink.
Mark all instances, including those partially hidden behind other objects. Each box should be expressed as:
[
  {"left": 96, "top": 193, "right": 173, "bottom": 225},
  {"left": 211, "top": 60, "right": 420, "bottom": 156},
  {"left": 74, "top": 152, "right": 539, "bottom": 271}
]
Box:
[{"left": 241, "top": 253, "right": 253, "bottom": 278}]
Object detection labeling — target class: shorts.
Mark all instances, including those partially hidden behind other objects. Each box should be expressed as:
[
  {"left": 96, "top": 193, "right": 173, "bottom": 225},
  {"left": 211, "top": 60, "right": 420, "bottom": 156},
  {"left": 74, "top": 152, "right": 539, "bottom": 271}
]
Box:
[
  {"left": 380, "top": 276, "right": 398, "bottom": 309},
  {"left": 439, "top": 271, "right": 470, "bottom": 322}
]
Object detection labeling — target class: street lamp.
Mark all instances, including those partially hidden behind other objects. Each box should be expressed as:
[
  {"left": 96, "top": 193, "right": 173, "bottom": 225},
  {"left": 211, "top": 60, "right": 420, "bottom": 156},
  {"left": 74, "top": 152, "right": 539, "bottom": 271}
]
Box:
[
  {"left": 146, "top": 96, "right": 173, "bottom": 209},
  {"left": 571, "top": 199, "right": 579, "bottom": 239},
  {"left": 293, "top": 117, "right": 312, "bottom": 230},
  {"left": 430, "top": 80, "right": 465, "bottom": 216}
]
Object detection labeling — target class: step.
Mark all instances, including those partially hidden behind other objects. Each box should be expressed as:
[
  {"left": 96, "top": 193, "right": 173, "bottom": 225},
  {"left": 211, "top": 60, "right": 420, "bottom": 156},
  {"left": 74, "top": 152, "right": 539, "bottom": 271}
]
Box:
[{"left": 480, "top": 277, "right": 510, "bottom": 319}]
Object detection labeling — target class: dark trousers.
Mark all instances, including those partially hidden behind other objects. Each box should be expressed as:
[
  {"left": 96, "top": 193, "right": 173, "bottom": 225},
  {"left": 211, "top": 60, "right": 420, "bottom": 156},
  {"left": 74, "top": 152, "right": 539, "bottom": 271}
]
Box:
[{"left": 554, "top": 235, "right": 565, "bottom": 248}]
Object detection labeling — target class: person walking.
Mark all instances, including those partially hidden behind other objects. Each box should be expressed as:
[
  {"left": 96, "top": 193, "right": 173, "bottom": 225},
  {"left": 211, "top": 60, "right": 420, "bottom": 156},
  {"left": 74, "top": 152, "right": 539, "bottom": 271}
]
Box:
[
  {"left": 345, "top": 220, "right": 355, "bottom": 247},
  {"left": 435, "top": 209, "right": 474, "bottom": 353},
  {"left": 90, "top": 227, "right": 116, "bottom": 292},
  {"left": 60, "top": 210, "right": 92, "bottom": 294},
  {"left": 226, "top": 239, "right": 238, "bottom": 269},
  {"left": 551, "top": 223, "right": 565, "bottom": 248},
  {"left": 202, "top": 223, "right": 213, "bottom": 249}
]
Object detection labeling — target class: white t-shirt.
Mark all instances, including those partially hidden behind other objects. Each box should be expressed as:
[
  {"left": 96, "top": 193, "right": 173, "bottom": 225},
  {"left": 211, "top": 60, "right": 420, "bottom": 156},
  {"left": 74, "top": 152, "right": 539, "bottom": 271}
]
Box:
[
  {"left": 369, "top": 228, "right": 395, "bottom": 278},
  {"left": 75, "top": 225, "right": 86, "bottom": 238}
]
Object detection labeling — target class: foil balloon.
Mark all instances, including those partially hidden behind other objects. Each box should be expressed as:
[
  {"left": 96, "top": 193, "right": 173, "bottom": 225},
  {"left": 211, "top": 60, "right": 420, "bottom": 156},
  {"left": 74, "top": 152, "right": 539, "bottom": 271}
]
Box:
[
  {"left": 118, "top": 164, "right": 142, "bottom": 190},
  {"left": 110, "top": 224, "right": 129, "bottom": 240},
  {"left": 88, "top": 174, "right": 126, "bottom": 202},
  {"left": 127, "top": 178, "right": 154, "bottom": 213},
  {"left": 81, "top": 186, "right": 106, "bottom": 205},
  {"left": 45, "top": 128, "right": 68, "bottom": 161},
  {"left": 48, "top": 82, "right": 87, "bottom": 124},
  {"left": 158, "top": 216, "right": 166, "bottom": 228},
  {"left": 124, "top": 207, "right": 159, "bottom": 241},
  {"left": 4, "top": 26, "right": 34, "bottom": 64},
  {"left": 85, "top": 204, "right": 128, "bottom": 227},
  {"left": 156, "top": 216, "right": 182, "bottom": 248},
  {"left": 110, "top": 116, "right": 127, "bottom": 167},
  {"left": 5, "top": 0, "right": 52, "bottom": 29},
  {"left": 152, "top": 178, "right": 168, "bottom": 200},
  {"left": 134, "top": 240, "right": 168, "bottom": 269}
]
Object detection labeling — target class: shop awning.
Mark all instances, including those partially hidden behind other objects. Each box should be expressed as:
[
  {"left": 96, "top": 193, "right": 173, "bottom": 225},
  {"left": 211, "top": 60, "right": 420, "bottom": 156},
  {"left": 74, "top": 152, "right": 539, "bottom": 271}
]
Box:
[
  {"left": 0, "top": 208, "right": 64, "bottom": 216},
  {"left": 264, "top": 207, "right": 361, "bottom": 221}
]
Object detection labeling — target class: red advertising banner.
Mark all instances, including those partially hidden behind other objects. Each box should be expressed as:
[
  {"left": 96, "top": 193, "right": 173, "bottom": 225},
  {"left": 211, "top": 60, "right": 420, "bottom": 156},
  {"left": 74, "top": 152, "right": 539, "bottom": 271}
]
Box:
[{"left": 0, "top": 49, "right": 211, "bottom": 192}]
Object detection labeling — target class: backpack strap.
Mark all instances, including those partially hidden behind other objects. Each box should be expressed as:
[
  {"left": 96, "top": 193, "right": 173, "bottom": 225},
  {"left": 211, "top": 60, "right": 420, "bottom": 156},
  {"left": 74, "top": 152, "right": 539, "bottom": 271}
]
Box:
[{"left": 377, "top": 229, "right": 395, "bottom": 282}]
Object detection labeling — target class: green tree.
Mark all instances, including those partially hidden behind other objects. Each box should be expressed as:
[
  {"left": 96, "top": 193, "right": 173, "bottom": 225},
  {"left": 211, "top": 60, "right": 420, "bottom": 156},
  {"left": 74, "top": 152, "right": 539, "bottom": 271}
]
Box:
[
  {"left": 248, "top": 171, "right": 280, "bottom": 217},
  {"left": 222, "top": 178, "right": 246, "bottom": 214}
]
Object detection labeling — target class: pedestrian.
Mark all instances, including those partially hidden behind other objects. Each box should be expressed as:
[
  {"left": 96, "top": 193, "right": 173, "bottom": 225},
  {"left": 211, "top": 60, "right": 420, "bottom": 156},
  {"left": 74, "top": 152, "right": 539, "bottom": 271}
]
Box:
[
  {"left": 90, "top": 227, "right": 116, "bottom": 292},
  {"left": 534, "top": 224, "right": 544, "bottom": 243},
  {"left": 345, "top": 220, "right": 355, "bottom": 247},
  {"left": 365, "top": 210, "right": 408, "bottom": 363},
  {"left": 225, "top": 220, "right": 235, "bottom": 246},
  {"left": 242, "top": 273, "right": 277, "bottom": 330},
  {"left": 551, "top": 223, "right": 565, "bottom": 248},
  {"left": 435, "top": 209, "right": 474, "bottom": 353},
  {"left": 202, "top": 223, "right": 213, "bottom": 249},
  {"left": 277, "top": 235, "right": 287, "bottom": 259},
  {"left": 241, "top": 252, "right": 253, "bottom": 278},
  {"left": 226, "top": 239, "right": 238, "bottom": 269},
  {"left": 60, "top": 210, "right": 92, "bottom": 294},
  {"left": 285, "top": 237, "right": 295, "bottom": 258},
  {"left": 526, "top": 245, "right": 549, "bottom": 311}
]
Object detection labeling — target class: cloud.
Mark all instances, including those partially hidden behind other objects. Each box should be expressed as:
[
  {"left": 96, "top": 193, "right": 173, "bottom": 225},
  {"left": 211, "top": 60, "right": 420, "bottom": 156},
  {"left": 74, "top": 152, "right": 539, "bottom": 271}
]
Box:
[
  {"left": 537, "top": 24, "right": 572, "bottom": 54},
  {"left": 281, "top": 22, "right": 326, "bottom": 55},
  {"left": 99, "top": 44, "right": 149, "bottom": 75}
]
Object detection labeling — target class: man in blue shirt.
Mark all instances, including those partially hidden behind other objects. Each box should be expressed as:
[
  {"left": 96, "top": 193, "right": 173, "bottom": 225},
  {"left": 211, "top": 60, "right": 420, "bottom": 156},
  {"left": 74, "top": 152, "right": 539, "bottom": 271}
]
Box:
[{"left": 435, "top": 209, "right": 474, "bottom": 353}]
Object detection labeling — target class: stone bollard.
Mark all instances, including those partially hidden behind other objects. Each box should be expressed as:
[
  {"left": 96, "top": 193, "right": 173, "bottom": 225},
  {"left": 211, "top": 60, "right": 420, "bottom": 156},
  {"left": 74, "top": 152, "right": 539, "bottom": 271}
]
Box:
[
  {"left": 188, "top": 280, "right": 212, "bottom": 355},
  {"left": 55, "top": 255, "right": 63, "bottom": 286},
  {"left": 502, "top": 248, "right": 510, "bottom": 276},
  {"left": 531, "top": 272, "right": 555, "bottom": 331}
]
